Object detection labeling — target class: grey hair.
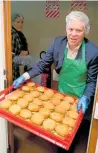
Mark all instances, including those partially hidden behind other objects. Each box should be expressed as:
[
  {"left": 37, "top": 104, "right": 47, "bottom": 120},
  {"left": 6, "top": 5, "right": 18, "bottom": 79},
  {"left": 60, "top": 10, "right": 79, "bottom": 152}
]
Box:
[
  {"left": 12, "top": 13, "right": 24, "bottom": 22},
  {"left": 66, "top": 11, "right": 90, "bottom": 35}
]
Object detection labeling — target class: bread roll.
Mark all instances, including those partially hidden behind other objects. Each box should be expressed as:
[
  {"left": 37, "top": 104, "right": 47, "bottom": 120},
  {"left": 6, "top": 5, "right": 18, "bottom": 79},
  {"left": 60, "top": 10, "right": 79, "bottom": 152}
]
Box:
[
  {"left": 67, "top": 110, "right": 78, "bottom": 119},
  {"left": 30, "top": 91, "right": 40, "bottom": 98},
  {"left": 44, "top": 89, "right": 54, "bottom": 98},
  {"left": 55, "top": 124, "right": 69, "bottom": 137},
  {"left": 44, "top": 102, "right": 55, "bottom": 111},
  {"left": 64, "top": 96, "right": 74, "bottom": 104},
  {"left": 53, "top": 93, "right": 64, "bottom": 100},
  {"left": 0, "top": 99, "right": 12, "bottom": 109},
  {"left": 31, "top": 113, "right": 44, "bottom": 125},
  {"left": 43, "top": 118, "right": 56, "bottom": 131},
  {"left": 55, "top": 103, "right": 67, "bottom": 114},
  {"left": 17, "top": 98, "right": 28, "bottom": 108},
  {"left": 28, "top": 103, "right": 40, "bottom": 112},
  {"left": 39, "top": 108, "right": 50, "bottom": 118},
  {"left": 51, "top": 97, "right": 61, "bottom": 106},
  {"left": 21, "top": 86, "right": 30, "bottom": 92},
  {"left": 59, "top": 101, "right": 70, "bottom": 111},
  {"left": 26, "top": 82, "right": 35, "bottom": 87},
  {"left": 33, "top": 98, "right": 43, "bottom": 106},
  {"left": 70, "top": 103, "right": 77, "bottom": 111},
  {"left": 6, "top": 93, "right": 19, "bottom": 101},
  {"left": 23, "top": 94, "right": 34, "bottom": 102},
  {"left": 50, "top": 112, "right": 63, "bottom": 122},
  {"left": 62, "top": 116, "right": 76, "bottom": 127},
  {"left": 9, "top": 104, "right": 21, "bottom": 115},
  {"left": 12, "top": 89, "right": 25, "bottom": 98},
  {"left": 20, "top": 109, "right": 32, "bottom": 119},
  {"left": 39, "top": 94, "right": 49, "bottom": 101},
  {"left": 36, "top": 86, "right": 45, "bottom": 93}
]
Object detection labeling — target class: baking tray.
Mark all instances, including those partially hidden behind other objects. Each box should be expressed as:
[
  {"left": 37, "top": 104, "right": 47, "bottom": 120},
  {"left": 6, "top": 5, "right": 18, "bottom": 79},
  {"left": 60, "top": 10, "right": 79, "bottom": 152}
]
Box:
[{"left": 0, "top": 82, "right": 84, "bottom": 150}]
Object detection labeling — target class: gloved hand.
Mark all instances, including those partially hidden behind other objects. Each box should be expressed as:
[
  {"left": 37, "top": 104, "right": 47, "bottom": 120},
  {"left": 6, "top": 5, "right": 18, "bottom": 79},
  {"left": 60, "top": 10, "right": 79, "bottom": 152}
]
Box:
[
  {"left": 77, "top": 95, "right": 89, "bottom": 114},
  {"left": 13, "top": 76, "right": 25, "bottom": 89}
]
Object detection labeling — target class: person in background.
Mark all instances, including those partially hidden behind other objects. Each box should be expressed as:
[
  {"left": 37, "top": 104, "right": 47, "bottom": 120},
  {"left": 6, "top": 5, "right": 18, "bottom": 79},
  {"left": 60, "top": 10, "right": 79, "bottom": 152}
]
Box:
[
  {"left": 12, "top": 13, "right": 33, "bottom": 80},
  {"left": 40, "top": 51, "right": 51, "bottom": 88},
  {"left": 13, "top": 11, "right": 98, "bottom": 153}
]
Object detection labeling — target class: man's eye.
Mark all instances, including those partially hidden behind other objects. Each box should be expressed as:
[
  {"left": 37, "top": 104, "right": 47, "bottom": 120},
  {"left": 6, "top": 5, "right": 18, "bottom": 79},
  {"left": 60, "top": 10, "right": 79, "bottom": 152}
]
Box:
[
  {"left": 77, "top": 29, "right": 81, "bottom": 32},
  {"left": 69, "top": 28, "right": 73, "bottom": 31}
]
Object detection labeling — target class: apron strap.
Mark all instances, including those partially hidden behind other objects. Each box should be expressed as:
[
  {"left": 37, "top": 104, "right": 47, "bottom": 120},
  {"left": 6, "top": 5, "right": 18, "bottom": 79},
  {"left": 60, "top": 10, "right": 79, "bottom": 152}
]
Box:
[{"left": 82, "top": 40, "right": 86, "bottom": 60}]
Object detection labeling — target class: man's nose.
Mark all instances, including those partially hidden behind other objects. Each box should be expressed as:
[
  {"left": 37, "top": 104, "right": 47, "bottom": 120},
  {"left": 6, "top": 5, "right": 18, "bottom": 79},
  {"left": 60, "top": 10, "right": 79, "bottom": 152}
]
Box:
[{"left": 71, "top": 30, "right": 77, "bottom": 36}]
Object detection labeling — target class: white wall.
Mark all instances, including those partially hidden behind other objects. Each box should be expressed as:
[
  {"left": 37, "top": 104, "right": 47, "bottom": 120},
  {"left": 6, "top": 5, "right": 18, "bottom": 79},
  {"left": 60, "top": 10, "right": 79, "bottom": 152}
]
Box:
[
  {"left": 11, "top": 1, "right": 71, "bottom": 61},
  {"left": 11, "top": 1, "right": 98, "bottom": 83},
  {"left": 11, "top": 1, "right": 98, "bottom": 55}
]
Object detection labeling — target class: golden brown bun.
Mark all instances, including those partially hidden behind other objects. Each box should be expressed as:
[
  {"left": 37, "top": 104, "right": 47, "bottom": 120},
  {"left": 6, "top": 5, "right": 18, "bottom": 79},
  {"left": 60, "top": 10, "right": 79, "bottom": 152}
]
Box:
[
  {"left": 9, "top": 104, "right": 21, "bottom": 115},
  {"left": 23, "top": 94, "right": 34, "bottom": 102},
  {"left": 20, "top": 109, "right": 32, "bottom": 119},
  {"left": 17, "top": 98, "right": 28, "bottom": 108},
  {"left": 55, "top": 103, "right": 67, "bottom": 114},
  {"left": 43, "top": 118, "right": 56, "bottom": 131},
  {"left": 43, "top": 102, "right": 55, "bottom": 111},
  {"left": 33, "top": 98, "right": 43, "bottom": 106},
  {"left": 26, "top": 82, "right": 35, "bottom": 87},
  {"left": 59, "top": 101, "right": 70, "bottom": 111},
  {"left": 62, "top": 116, "right": 76, "bottom": 127},
  {"left": 64, "top": 96, "right": 74, "bottom": 104},
  {"left": 28, "top": 103, "right": 40, "bottom": 112},
  {"left": 31, "top": 113, "right": 44, "bottom": 125},
  {"left": 55, "top": 124, "right": 69, "bottom": 137},
  {"left": 0, "top": 99, "right": 12, "bottom": 109},
  {"left": 36, "top": 86, "right": 45, "bottom": 93},
  {"left": 70, "top": 103, "right": 77, "bottom": 111},
  {"left": 39, "top": 108, "right": 50, "bottom": 118},
  {"left": 39, "top": 94, "right": 49, "bottom": 101},
  {"left": 53, "top": 93, "right": 64, "bottom": 100},
  {"left": 6, "top": 93, "right": 19, "bottom": 101},
  {"left": 30, "top": 91, "right": 40, "bottom": 98},
  {"left": 12, "top": 90, "right": 25, "bottom": 98},
  {"left": 21, "top": 86, "right": 30, "bottom": 92},
  {"left": 44, "top": 89, "right": 54, "bottom": 98},
  {"left": 51, "top": 97, "right": 61, "bottom": 106},
  {"left": 50, "top": 112, "right": 63, "bottom": 122},
  {"left": 67, "top": 110, "right": 78, "bottom": 119}
]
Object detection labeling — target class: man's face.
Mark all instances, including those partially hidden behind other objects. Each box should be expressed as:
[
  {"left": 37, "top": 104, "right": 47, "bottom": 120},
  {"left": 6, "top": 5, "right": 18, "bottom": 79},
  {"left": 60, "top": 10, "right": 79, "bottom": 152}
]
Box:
[
  {"left": 66, "top": 19, "right": 85, "bottom": 48},
  {"left": 13, "top": 16, "right": 24, "bottom": 31}
]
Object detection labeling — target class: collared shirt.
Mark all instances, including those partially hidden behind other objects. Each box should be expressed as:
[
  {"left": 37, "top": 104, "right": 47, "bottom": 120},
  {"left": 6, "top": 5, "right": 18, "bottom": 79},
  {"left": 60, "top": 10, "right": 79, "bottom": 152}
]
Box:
[{"left": 66, "top": 43, "right": 82, "bottom": 59}]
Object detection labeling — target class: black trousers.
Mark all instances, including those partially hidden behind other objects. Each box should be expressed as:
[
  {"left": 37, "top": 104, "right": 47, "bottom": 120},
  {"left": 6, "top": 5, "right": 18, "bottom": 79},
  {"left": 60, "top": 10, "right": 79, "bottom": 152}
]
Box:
[{"left": 57, "top": 119, "right": 90, "bottom": 153}]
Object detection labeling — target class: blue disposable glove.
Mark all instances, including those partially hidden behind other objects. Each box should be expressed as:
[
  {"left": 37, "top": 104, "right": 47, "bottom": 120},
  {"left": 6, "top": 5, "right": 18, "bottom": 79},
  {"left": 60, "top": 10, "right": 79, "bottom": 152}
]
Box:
[
  {"left": 77, "top": 95, "right": 89, "bottom": 114},
  {"left": 13, "top": 76, "right": 25, "bottom": 89}
]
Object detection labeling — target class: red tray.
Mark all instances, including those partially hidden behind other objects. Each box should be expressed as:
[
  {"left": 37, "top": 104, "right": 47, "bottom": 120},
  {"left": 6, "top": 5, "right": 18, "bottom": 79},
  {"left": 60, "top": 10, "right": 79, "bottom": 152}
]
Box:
[{"left": 0, "top": 84, "right": 84, "bottom": 150}]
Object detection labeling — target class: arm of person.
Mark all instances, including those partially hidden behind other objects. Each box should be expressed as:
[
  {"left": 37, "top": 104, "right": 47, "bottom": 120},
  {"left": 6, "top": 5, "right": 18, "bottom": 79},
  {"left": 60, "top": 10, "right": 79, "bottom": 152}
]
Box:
[
  {"left": 77, "top": 53, "right": 98, "bottom": 113},
  {"left": 84, "top": 54, "right": 98, "bottom": 101},
  {"left": 12, "top": 32, "right": 21, "bottom": 56},
  {"left": 19, "top": 51, "right": 29, "bottom": 56}
]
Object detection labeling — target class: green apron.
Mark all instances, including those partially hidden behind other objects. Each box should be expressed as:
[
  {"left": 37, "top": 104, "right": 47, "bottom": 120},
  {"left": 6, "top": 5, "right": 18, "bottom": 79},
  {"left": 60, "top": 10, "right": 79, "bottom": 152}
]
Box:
[{"left": 58, "top": 41, "right": 87, "bottom": 98}]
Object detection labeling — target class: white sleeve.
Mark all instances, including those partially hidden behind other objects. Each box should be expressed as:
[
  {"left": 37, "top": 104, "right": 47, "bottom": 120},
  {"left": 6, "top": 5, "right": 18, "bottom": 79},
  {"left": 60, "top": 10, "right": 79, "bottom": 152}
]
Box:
[{"left": 22, "top": 72, "right": 30, "bottom": 80}]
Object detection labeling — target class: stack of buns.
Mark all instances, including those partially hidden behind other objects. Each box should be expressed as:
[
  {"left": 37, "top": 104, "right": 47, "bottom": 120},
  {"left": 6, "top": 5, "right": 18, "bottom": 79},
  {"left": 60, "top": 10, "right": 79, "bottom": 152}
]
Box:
[{"left": 0, "top": 81, "right": 79, "bottom": 138}]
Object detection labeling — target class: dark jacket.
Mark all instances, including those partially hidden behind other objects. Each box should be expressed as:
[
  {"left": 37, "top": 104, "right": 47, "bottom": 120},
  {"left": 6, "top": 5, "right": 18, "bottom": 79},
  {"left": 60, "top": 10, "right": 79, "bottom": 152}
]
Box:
[
  {"left": 12, "top": 27, "right": 29, "bottom": 80},
  {"left": 28, "top": 36, "right": 98, "bottom": 102},
  {"left": 12, "top": 27, "right": 29, "bottom": 56}
]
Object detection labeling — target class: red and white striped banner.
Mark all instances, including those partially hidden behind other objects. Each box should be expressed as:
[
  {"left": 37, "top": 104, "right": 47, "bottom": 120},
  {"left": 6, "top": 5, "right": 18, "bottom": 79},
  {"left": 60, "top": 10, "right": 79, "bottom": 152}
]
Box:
[
  {"left": 71, "top": 0, "right": 87, "bottom": 13},
  {"left": 45, "top": 0, "right": 59, "bottom": 18}
]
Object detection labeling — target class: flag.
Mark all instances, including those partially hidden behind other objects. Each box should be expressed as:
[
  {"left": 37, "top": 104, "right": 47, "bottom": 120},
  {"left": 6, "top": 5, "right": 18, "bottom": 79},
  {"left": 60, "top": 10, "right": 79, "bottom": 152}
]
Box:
[
  {"left": 45, "top": 0, "right": 59, "bottom": 18},
  {"left": 71, "top": 0, "right": 87, "bottom": 13}
]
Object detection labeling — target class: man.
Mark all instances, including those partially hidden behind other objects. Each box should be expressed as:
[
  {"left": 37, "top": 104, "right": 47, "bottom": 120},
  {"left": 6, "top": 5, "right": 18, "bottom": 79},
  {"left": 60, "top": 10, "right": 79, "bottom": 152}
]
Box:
[{"left": 13, "top": 11, "right": 98, "bottom": 152}]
